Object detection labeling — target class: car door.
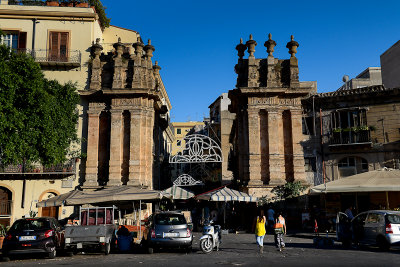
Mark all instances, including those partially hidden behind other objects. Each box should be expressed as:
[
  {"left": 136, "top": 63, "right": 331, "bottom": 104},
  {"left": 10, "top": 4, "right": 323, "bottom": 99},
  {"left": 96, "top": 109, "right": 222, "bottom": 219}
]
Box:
[
  {"left": 352, "top": 212, "right": 368, "bottom": 243},
  {"left": 364, "top": 212, "right": 380, "bottom": 244}
]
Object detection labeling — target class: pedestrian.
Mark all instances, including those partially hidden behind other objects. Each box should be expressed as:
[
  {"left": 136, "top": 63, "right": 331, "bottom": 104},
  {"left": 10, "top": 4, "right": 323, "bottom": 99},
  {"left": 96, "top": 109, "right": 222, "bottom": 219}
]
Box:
[
  {"left": 345, "top": 206, "right": 354, "bottom": 220},
  {"left": 266, "top": 206, "right": 275, "bottom": 233},
  {"left": 274, "top": 212, "right": 287, "bottom": 251},
  {"left": 252, "top": 209, "right": 266, "bottom": 253}
]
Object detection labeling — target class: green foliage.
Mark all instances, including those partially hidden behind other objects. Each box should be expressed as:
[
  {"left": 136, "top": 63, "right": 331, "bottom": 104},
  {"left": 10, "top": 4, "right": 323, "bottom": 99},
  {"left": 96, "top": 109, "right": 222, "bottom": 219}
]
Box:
[
  {"left": 271, "top": 181, "right": 308, "bottom": 201},
  {"left": 0, "top": 224, "right": 10, "bottom": 236},
  {"left": 88, "top": 0, "right": 110, "bottom": 29},
  {"left": 0, "top": 45, "right": 79, "bottom": 166}
]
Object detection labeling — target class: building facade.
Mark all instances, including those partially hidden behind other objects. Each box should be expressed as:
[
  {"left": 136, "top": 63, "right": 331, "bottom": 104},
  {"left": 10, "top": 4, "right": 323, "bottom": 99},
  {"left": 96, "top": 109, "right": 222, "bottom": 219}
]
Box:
[
  {"left": 0, "top": 0, "right": 172, "bottom": 225},
  {"left": 228, "top": 34, "right": 316, "bottom": 197}
]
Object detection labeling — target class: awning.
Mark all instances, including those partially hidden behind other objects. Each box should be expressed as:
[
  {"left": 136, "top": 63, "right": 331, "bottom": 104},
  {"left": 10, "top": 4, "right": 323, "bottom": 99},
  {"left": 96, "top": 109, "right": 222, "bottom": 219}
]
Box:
[
  {"left": 310, "top": 168, "right": 400, "bottom": 194},
  {"left": 37, "top": 190, "right": 82, "bottom": 208},
  {"left": 196, "top": 186, "right": 257, "bottom": 202},
  {"left": 162, "top": 186, "right": 194, "bottom": 200},
  {"left": 65, "top": 186, "right": 163, "bottom": 205}
]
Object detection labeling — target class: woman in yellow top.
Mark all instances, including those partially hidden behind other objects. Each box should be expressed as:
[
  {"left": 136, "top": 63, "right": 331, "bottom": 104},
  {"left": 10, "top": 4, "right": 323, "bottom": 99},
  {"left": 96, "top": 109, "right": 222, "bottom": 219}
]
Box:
[{"left": 253, "top": 210, "right": 266, "bottom": 253}]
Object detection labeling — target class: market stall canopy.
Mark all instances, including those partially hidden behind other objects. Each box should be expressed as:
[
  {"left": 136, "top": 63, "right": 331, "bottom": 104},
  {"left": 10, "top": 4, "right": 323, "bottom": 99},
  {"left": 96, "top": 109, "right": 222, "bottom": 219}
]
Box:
[
  {"left": 37, "top": 190, "right": 83, "bottom": 208},
  {"left": 162, "top": 186, "right": 194, "bottom": 200},
  {"left": 310, "top": 168, "right": 400, "bottom": 194},
  {"left": 65, "top": 186, "right": 164, "bottom": 205},
  {"left": 196, "top": 186, "right": 257, "bottom": 202}
]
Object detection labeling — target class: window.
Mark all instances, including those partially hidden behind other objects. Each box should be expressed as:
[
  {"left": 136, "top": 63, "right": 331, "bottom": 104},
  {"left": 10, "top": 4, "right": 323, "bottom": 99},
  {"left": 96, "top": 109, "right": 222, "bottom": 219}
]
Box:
[
  {"left": 366, "top": 213, "right": 381, "bottom": 224},
  {"left": 0, "top": 31, "right": 27, "bottom": 50},
  {"left": 49, "top": 31, "right": 69, "bottom": 62},
  {"left": 177, "top": 128, "right": 181, "bottom": 135},
  {"left": 177, "top": 140, "right": 181, "bottom": 146},
  {"left": 338, "top": 157, "right": 368, "bottom": 177},
  {"left": 154, "top": 214, "right": 186, "bottom": 225},
  {"left": 304, "top": 157, "right": 316, "bottom": 172},
  {"left": 302, "top": 116, "right": 315, "bottom": 135}
]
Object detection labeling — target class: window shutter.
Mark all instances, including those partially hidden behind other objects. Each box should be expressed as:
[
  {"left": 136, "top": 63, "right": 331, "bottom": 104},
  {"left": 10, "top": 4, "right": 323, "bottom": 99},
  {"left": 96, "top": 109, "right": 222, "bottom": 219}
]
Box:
[
  {"left": 18, "top": 32, "right": 27, "bottom": 50},
  {"left": 60, "top": 32, "right": 69, "bottom": 59},
  {"left": 49, "top": 32, "right": 59, "bottom": 58}
]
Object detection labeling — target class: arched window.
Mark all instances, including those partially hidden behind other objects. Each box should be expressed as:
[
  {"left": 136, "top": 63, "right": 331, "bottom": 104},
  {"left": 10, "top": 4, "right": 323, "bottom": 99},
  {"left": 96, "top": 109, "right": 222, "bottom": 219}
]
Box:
[{"left": 338, "top": 156, "right": 368, "bottom": 177}]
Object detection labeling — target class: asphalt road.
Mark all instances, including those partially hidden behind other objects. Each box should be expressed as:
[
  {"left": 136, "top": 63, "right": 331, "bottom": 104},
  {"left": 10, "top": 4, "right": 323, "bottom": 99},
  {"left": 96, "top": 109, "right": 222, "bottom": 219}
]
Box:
[{"left": 2, "top": 233, "right": 400, "bottom": 267}]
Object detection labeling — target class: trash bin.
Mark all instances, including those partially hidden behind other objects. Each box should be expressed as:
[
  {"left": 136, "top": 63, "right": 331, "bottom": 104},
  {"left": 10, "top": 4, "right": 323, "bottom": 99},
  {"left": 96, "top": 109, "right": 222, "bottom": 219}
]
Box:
[{"left": 117, "top": 235, "right": 132, "bottom": 252}]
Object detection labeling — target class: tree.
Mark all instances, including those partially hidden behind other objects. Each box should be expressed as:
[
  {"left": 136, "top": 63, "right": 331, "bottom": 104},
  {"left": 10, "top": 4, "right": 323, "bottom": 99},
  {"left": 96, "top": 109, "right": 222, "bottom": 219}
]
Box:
[
  {"left": 0, "top": 45, "right": 80, "bottom": 166},
  {"left": 271, "top": 181, "right": 308, "bottom": 201}
]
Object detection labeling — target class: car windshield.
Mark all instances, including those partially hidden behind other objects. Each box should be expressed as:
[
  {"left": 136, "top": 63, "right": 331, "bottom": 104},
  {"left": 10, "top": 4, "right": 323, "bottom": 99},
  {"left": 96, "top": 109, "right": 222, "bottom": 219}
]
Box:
[
  {"left": 386, "top": 214, "right": 400, "bottom": 224},
  {"left": 155, "top": 214, "right": 186, "bottom": 225},
  {"left": 11, "top": 219, "right": 51, "bottom": 231}
]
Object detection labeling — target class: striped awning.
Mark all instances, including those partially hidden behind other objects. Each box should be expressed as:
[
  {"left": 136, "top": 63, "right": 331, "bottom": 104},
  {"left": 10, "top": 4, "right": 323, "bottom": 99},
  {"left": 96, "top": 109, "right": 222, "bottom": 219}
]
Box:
[
  {"left": 162, "top": 186, "right": 194, "bottom": 200},
  {"left": 196, "top": 187, "right": 257, "bottom": 202}
]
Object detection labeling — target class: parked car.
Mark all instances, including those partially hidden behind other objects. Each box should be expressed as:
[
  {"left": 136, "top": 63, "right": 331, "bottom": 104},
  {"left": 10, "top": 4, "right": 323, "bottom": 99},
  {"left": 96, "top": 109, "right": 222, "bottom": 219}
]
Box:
[
  {"left": 144, "top": 211, "right": 192, "bottom": 253},
  {"left": 2, "top": 217, "right": 65, "bottom": 260},
  {"left": 336, "top": 210, "right": 400, "bottom": 250}
]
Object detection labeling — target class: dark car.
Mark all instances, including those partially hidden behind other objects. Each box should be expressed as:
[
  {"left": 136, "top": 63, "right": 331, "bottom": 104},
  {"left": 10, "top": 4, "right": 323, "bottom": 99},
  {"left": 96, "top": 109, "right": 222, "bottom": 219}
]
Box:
[
  {"left": 144, "top": 211, "right": 192, "bottom": 253},
  {"left": 2, "top": 217, "right": 65, "bottom": 260}
]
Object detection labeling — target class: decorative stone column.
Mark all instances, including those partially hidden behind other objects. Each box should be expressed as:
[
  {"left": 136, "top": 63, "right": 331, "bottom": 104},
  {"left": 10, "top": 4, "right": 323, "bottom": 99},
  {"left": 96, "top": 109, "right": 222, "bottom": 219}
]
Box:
[
  {"left": 90, "top": 38, "right": 103, "bottom": 90},
  {"left": 286, "top": 35, "right": 300, "bottom": 88},
  {"left": 108, "top": 108, "right": 123, "bottom": 186},
  {"left": 144, "top": 105, "right": 155, "bottom": 188},
  {"left": 290, "top": 109, "right": 307, "bottom": 183},
  {"left": 246, "top": 34, "right": 258, "bottom": 87},
  {"left": 268, "top": 109, "right": 285, "bottom": 185},
  {"left": 247, "top": 108, "right": 262, "bottom": 185},
  {"left": 264, "top": 33, "right": 278, "bottom": 87},
  {"left": 112, "top": 38, "right": 125, "bottom": 89},
  {"left": 128, "top": 109, "right": 142, "bottom": 186},
  {"left": 84, "top": 103, "right": 104, "bottom": 187}
]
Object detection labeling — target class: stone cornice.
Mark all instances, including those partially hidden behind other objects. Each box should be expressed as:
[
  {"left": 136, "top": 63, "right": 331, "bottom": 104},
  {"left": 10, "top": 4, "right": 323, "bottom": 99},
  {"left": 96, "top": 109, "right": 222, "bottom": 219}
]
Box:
[{"left": 0, "top": 7, "right": 96, "bottom": 20}]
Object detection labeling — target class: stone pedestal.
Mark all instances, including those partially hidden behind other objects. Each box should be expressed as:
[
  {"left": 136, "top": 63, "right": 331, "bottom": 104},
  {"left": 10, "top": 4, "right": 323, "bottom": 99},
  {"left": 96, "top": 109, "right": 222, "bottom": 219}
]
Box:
[{"left": 108, "top": 109, "right": 123, "bottom": 186}]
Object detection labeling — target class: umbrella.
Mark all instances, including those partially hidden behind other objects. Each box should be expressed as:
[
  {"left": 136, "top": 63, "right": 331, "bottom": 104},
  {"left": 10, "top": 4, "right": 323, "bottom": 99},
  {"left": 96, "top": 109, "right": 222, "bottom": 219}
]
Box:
[
  {"left": 162, "top": 186, "right": 194, "bottom": 200},
  {"left": 196, "top": 186, "right": 258, "bottom": 202},
  {"left": 37, "top": 190, "right": 82, "bottom": 207}
]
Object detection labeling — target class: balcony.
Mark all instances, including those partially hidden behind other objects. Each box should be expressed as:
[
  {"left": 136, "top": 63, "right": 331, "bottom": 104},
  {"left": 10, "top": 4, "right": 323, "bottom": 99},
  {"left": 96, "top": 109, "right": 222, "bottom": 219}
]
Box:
[
  {"left": 329, "top": 129, "right": 372, "bottom": 146},
  {"left": 0, "top": 159, "right": 77, "bottom": 179},
  {"left": 0, "top": 200, "right": 12, "bottom": 216},
  {"left": 31, "top": 49, "right": 81, "bottom": 68}
]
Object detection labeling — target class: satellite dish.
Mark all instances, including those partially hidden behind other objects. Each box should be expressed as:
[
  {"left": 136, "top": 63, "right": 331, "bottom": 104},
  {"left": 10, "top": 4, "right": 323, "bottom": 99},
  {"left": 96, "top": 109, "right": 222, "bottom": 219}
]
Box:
[{"left": 342, "top": 75, "right": 349, "bottom": 83}]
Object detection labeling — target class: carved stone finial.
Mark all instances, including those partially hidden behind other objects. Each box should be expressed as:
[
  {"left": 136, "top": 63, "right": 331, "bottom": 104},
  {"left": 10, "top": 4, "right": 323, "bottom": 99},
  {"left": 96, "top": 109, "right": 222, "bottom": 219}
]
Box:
[
  {"left": 153, "top": 60, "right": 161, "bottom": 71},
  {"left": 246, "top": 34, "right": 257, "bottom": 58},
  {"left": 133, "top": 38, "right": 145, "bottom": 56},
  {"left": 236, "top": 38, "right": 247, "bottom": 59},
  {"left": 118, "top": 37, "right": 121, "bottom": 43},
  {"left": 264, "top": 33, "right": 277, "bottom": 57},
  {"left": 144, "top": 39, "right": 155, "bottom": 59},
  {"left": 91, "top": 38, "right": 103, "bottom": 58},
  {"left": 286, "top": 34, "right": 299, "bottom": 58},
  {"left": 96, "top": 38, "right": 101, "bottom": 45},
  {"left": 113, "top": 39, "right": 125, "bottom": 57}
]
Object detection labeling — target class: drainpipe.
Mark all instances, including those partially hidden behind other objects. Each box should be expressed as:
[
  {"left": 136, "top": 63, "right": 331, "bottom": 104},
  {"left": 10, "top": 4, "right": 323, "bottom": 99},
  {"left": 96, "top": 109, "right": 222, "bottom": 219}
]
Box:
[{"left": 32, "top": 18, "right": 38, "bottom": 51}]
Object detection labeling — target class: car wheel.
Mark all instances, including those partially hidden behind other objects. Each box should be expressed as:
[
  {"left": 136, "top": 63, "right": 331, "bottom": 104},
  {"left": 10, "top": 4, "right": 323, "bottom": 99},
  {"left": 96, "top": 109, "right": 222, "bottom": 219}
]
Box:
[
  {"left": 48, "top": 247, "right": 57, "bottom": 259},
  {"left": 147, "top": 247, "right": 154, "bottom": 254},
  {"left": 1, "top": 256, "right": 10, "bottom": 262},
  {"left": 104, "top": 242, "right": 111, "bottom": 255},
  {"left": 377, "top": 236, "right": 390, "bottom": 251}
]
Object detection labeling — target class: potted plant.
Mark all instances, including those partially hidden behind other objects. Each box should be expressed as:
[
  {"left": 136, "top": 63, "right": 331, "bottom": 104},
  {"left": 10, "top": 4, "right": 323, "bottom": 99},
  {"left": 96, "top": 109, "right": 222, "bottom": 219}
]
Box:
[
  {"left": 75, "top": 0, "right": 88, "bottom": 7},
  {"left": 46, "top": 1, "right": 60, "bottom": 6},
  {"left": 60, "top": 0, "right": 74, "bottom": 7},
  {"left": 0, "top": 224, "right": 10, "bottom": 249}
]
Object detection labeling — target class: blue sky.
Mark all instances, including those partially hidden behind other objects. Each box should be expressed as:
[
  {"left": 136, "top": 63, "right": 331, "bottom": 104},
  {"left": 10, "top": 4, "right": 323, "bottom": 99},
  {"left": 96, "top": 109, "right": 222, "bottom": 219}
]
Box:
[{"left": 101, "top": 0, "right": 400, "bottom": 122}]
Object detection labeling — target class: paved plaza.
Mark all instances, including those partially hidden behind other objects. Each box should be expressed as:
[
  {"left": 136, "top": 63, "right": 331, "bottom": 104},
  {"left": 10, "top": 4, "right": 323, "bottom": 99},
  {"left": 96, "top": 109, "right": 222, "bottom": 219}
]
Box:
[{"left": 2, "top": 233, "right": 399, "bottom": 267}]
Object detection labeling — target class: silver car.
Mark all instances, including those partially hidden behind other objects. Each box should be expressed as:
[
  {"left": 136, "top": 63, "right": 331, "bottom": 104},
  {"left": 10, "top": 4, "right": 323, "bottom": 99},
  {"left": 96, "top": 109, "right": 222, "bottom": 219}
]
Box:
[
  {"left": 144, "top": 211, "right": 192, "bottom": 253},
  {"left": 338, "top": 210, "right": 400, "bottom": 250}
]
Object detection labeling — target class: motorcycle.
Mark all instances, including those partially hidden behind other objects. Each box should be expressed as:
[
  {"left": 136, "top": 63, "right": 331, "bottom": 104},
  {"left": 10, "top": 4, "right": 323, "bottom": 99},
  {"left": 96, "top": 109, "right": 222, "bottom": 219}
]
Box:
[{"left": 199, "top": 220, "right": 221, "bottom": 254}]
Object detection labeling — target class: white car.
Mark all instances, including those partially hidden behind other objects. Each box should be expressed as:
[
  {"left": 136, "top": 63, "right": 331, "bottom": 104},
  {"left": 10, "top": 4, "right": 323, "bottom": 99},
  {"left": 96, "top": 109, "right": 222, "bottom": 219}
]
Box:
[{"left": 338, "top": 210, "right": 400, "bottom": 250}]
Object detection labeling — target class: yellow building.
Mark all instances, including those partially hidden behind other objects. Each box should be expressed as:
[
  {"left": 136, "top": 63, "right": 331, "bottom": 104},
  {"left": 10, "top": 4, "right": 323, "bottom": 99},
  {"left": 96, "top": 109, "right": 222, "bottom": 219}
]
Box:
[{"left": 0, "top": 0, "right": 144, "bottom": 225}]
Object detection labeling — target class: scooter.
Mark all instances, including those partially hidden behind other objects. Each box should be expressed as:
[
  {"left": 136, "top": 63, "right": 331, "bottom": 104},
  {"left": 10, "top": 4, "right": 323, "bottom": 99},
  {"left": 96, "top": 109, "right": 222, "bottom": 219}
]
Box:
[{"left": 199, "top": 220, "right": 221, "bottom": 254}]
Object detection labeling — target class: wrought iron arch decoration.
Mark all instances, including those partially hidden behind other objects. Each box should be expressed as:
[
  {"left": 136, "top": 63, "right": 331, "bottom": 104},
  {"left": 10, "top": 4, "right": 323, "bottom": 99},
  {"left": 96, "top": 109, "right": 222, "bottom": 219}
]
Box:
[
  {"left": 169, "top": 134, "right": 223, "bottom": 163},
  {"left": 173, "top": 174, "right": 204, "bottom": 186}
]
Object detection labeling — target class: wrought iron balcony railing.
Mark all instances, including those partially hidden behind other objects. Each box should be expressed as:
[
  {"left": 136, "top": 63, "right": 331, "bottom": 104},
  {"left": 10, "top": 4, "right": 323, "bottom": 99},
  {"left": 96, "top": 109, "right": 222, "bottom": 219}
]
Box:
[
  {"left": 329, "top": 129, "right": 371, "bottom": 146},
  {"left": 31, "top": 49, "right": 81, "bottom": 65},
  {"left": 0, "top": 200, "right": 12, "bottom": 216},
  {"left": 0, "top": 159, "right": 77, "bottom": 175}
]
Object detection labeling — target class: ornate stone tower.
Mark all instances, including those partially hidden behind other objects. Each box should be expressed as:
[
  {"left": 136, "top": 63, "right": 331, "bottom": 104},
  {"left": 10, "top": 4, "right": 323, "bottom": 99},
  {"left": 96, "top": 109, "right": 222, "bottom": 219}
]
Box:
[
  {"left": 228, "top": 34, "right": 316, "bottom": 197},
  {"left": 81, "top": 37, "right": 170, "bottom": 189}
]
